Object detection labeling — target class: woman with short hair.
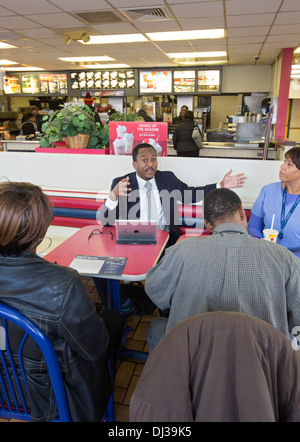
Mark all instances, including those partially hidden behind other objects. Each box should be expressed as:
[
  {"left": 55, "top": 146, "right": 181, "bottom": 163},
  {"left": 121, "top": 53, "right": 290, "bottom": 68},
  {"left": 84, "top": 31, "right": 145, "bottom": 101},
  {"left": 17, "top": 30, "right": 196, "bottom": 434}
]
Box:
[{"left": 0, "top": 181, "right": 123, "bottom": 421}]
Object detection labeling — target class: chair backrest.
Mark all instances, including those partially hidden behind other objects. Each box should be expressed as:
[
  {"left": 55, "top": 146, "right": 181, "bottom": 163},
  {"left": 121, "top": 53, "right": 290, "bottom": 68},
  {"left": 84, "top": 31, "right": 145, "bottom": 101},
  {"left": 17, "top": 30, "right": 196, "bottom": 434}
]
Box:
[{"left": 0, "top": 303, "right": 72, "bottom": 422}]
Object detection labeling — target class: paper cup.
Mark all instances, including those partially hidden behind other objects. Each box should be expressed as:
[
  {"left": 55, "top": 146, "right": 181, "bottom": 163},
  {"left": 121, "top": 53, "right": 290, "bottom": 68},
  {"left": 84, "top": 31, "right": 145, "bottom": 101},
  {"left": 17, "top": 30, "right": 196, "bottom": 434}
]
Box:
[
  {"left": 263, "top": 228, "right": 278, "bottom": 242},
  {"left": 123, "top": 133, "right": 134, "bottom": 154},
  {"left": 113, "top": 138, "right": 125, "bottom": 155}
]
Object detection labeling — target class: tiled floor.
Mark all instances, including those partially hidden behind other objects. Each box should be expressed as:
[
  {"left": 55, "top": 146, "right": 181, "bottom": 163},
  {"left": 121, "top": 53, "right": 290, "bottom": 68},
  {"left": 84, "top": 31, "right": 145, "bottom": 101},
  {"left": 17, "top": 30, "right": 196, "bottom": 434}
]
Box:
[{"left": 1, "top": 276, "right": 157, "bottom": 423}]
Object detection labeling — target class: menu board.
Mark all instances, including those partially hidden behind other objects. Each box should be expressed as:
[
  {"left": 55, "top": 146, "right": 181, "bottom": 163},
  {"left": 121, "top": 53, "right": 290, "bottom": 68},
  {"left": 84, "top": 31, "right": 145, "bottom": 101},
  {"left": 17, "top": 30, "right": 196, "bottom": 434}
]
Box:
[
  {"left": 39, "top": 73, "right": 68, "bottom": 94},
  {"left": 3, "top": 75, "right": 21, "bottom": 94},
  {"left": 174, "top": 70, "right": 195, "bottom": 93},
  {"left": 21, "top": 75, "right": 40, "bottom": 94},
  {"left": 139, "top": 70, "right": 172, "bottom": 94},
  {"left": 70, "top": 70, "right": 135, "bottom": 90},
  {"left": 197, "top": 70, "right": 220, "bottom": 93}
]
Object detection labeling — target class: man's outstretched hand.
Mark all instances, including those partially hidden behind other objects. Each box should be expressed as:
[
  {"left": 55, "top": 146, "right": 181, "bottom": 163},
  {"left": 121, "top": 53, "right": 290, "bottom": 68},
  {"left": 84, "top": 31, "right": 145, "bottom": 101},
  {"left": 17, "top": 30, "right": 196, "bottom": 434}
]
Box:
[{"left": 220, "top": 169, "right": 247, "bottom": 189}]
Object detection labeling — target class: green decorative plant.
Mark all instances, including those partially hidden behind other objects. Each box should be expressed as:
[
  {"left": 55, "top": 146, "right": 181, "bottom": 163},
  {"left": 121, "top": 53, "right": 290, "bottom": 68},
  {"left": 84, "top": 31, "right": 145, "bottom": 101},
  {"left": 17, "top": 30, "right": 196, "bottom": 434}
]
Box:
[
  {"left": 98, "top": 111, "right": 142, "bottom": 149},
  {"left": 107, "top": 111, "right": 143, "bottom": 122},
  {"left": 39, "top": 104, "right": 104, "bottom": 148}
]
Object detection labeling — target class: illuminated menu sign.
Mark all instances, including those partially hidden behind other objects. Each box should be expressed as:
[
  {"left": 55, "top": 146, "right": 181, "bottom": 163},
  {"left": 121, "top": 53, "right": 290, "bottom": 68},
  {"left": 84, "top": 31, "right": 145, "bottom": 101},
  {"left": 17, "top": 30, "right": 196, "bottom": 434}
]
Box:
[
  {"left": 3, "top": 75, "right": 21, "bottom": 94},
  {"left": 21, "top": 75, "right": 39, "bottom": 94},
  {"left": 139, "top": 70, "right": 172, "bottom": 94},
  {"left": 70, "top": 70, "right": 135, "bottom": 90},
  {"left": 174, "top": 70, "right": 195, "bottom": 93},
  {"left": 39, "top": 73, "right": 68, "bottom": 94},
  {"left": 197, "top": 70, "right": 220, "bottom": 93}
]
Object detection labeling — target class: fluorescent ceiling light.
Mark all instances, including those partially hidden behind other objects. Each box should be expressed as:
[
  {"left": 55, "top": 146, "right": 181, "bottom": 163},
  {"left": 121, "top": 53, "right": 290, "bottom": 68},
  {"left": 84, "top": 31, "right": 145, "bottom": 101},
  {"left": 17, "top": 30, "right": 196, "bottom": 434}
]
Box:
[
  {"left": 168, "top": 51, "right": 227, "bottom": 58},
  {"left": 146, "top": 29, "right": 225, "bottom": 41},
  {"left": 0, "top": 59, "right": 18, "bottom": 65},
  {"left": 4, "top": 66, "right": 44, "bottom": 71},
  {"left": 294, "top": 48, "right": 300, "bottom": 54},
  {"left": 0, "top": 42, "right": 17, "bottom": 49},
  {"left": 84, "top": 64, "right": 130, "bottom": 69},
  {"left": 81, "top": 34, "right": 147, "bottom": 44},
  {"left": 177, "top": 60, "right": 227, "bottom": 65},
  {"left": 292, "top": 64, "right": 300, "bottom": 70},
  {"left": 58, "top": 56, "right": 115, "bottom": 62}
]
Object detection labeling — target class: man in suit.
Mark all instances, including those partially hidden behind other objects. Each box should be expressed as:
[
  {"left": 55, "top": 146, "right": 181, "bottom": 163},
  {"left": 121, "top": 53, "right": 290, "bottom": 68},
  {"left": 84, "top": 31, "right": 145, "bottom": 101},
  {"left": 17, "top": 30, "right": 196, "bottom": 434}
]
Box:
[{"left": 100, "top": 143, "right": 246, "bottom": 245}]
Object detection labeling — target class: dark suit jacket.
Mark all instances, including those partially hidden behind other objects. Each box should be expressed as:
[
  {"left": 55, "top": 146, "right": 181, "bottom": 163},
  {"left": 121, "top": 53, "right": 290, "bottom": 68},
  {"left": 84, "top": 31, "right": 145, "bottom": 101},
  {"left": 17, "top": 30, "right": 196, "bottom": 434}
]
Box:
[{"left": 100, "top": 170, "right": 216, "bottom": 244}]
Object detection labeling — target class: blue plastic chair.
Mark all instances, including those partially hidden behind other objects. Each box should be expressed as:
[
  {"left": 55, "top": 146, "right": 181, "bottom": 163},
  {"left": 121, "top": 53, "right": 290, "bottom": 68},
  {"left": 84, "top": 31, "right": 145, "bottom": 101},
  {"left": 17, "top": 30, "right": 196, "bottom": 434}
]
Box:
[{"left": 0, "top": 303, "right": 72, "bottom": 422}]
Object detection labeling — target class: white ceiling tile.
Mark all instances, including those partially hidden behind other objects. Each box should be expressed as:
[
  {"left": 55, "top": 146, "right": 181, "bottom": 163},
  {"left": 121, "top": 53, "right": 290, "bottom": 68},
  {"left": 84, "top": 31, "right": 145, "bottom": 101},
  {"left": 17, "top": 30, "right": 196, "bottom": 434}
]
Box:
[
  {"left": 228, "top": 36, "right": 266, "bottom": 44},
  {"left": 0, "top": 6, "right": 16, "bottom": 16},
  {"left": 226, "top": 0, "right": 281, "bottom": 15},
  {"left": 0, "top": 0, "right": 298, "bottom": 71},
  {"left": 267, "top": 33, "right": 300, "bottom": 43},
  {"left": 111, "top": 0, "right": 166, "bottom": 7},
  {"left": 269, "top": 24, "right": 300, "bottom": 35},
  {"left": 169, "top": 1, "right": 223, "bottom": 19},
  {"left": 281, "top": 0, "right": 300, "bottom": 11},
  {"left": 0, "top": 0, "right": 62, "bottom": 14},
  {"left": 228, "top": 45, "right": 262, "bottom": 52},
  {"left": 227, "top": 27, "right": 269, "bottom": 37},
  {"left": 227, "top": 13, "right": 275, "bottom": 27},
  {"left": 18, "top": 28, "right": 62, "bottom": 38},
  {"left": 28, "top": 13, "right": 84, "bottom": 27},
  {"left": 0, "top": 16, "right": 37, "bottom": 29},
  {"left": 178, "top": 17, "right": 225, "bottom": 30},
  {"left": 49, "top": 0, "right": 110, "bottom": 12},
  {"left": 275, "top": 11, "right": 300, "bottom": 25}
]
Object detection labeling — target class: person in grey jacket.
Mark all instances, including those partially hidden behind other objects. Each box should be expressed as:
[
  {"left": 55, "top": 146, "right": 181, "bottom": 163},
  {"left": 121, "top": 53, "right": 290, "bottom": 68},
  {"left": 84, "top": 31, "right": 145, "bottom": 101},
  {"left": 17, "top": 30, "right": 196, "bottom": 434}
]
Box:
[
  {"left": 173, "top": 110, "right": 199, "bottom": 157},
  {"left": 0, "top": 181, "right": 123, "bottom": 422},
  {"left": 145, "top": 188, "right": 300, "bottom": 352}
]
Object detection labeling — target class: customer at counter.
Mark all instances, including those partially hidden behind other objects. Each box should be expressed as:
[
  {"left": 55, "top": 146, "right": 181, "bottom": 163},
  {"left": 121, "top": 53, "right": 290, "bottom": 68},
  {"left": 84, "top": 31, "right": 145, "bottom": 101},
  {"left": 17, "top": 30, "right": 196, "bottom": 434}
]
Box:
[
  {"left": 19, "top": 112, "right": 37, "bottom": 136},
  {"left": 248, "top": 147, "right": 300, "bottom": 258},
  {"left": 137, "top": 104, "right": 154, "bottom": 122},
  {"left": 173, "top": 105, "right": 188, "bottom": 124},
  {"left": 173, "top": 110, "right": 200, "bottom": 157}
]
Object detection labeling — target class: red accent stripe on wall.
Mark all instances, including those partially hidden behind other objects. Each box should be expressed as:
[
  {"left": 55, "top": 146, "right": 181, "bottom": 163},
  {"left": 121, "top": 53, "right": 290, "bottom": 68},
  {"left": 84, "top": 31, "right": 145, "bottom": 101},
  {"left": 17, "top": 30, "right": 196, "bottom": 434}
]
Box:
[{"left": 275, "top": 48, "right": 294, "bottom": 140}]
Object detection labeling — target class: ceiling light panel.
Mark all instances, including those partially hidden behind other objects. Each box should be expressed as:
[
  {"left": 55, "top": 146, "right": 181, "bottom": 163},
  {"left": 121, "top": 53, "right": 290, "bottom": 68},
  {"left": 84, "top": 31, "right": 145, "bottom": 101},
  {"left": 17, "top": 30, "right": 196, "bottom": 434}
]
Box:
[
  {"left": 4, "top": 66, "right": 44, "bottom": 71},
  {"left": 83, "top": 64, "right": 130, "bottom": 69},
  {"left": 58, "top": 56, "right": 115, "bottom": 62},
  {"left": 82, "top": 34, "right": 148, "bottom": 44},
  {"left": 0, "top": 42, "right": 17, "bottom": 49},
  {"left": 146, "top": 29, "right": 225, "bottom": 41},
  {"left": 168, "top": 51, "right": 227, "bottom": 58}
]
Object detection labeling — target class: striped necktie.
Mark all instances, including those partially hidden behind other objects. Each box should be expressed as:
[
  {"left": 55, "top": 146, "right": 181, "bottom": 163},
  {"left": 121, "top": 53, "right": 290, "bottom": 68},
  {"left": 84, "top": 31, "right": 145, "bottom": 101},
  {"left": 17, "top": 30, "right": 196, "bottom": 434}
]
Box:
[{"left": 144, "top": 181, "right": 153, "bottom": 221}]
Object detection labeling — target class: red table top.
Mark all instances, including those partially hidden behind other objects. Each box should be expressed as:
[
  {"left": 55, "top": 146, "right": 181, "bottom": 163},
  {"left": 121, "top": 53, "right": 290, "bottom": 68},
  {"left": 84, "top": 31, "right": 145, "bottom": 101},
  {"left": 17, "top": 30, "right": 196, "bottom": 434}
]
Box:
[{"left": 44, "top": 225, "right": 169, "bottom": 280}]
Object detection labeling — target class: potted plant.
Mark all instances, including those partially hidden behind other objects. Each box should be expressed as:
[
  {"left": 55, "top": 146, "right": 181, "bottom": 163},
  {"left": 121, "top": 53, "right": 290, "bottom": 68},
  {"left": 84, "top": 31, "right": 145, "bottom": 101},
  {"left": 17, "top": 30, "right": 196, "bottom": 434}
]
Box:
[{"left": 39, "top": 104, "right": 104, "bottom": 149}]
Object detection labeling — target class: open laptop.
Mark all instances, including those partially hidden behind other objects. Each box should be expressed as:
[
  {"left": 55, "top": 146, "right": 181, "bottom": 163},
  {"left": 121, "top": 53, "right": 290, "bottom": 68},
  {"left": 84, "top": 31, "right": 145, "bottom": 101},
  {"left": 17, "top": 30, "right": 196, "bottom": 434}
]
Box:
[{"left": 115, "top": 220, "right": 157, "bottom": 245}]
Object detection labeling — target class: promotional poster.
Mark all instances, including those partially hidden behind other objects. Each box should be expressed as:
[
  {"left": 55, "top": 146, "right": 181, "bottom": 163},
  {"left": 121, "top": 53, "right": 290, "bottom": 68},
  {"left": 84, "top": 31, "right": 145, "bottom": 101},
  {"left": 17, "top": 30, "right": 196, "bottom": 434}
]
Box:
[{"left": 109, "top": 121, "right": 168, "bottom": 156}]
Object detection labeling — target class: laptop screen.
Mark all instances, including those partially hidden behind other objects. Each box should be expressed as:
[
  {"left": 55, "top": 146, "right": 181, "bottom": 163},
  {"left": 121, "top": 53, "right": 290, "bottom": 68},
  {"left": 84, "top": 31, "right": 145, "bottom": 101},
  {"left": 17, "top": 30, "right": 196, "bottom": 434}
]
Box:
[{"left": 115, "top": 220, "right": 157, "bottom": 245}]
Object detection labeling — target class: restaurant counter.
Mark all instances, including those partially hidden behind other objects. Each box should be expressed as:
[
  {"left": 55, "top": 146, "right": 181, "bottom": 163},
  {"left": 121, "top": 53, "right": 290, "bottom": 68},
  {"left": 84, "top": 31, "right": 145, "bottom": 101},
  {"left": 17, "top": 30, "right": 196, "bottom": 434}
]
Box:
[
  {"left": 2, "top": 140, "right": 39, "bottom": 152},
  {"left": 167, "top": 140, "right": 284, "bottom": 160}
]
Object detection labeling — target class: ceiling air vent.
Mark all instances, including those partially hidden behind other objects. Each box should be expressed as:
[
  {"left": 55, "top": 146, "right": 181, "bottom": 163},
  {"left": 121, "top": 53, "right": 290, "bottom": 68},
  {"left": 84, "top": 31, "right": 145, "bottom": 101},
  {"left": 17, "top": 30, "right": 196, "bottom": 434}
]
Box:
[
  {"left": 120, "top": 7, "right": 173, "bottom": 22},
  {"left": 74, "top": 10, "right": 125, "bottom": 24}
]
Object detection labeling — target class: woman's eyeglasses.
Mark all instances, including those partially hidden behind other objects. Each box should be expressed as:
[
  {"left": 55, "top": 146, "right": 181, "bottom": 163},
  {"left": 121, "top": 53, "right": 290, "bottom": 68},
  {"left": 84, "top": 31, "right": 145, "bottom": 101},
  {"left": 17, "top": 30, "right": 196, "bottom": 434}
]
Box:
[{"left": 88, "top": 228, "right": 114, "bottom": 241}]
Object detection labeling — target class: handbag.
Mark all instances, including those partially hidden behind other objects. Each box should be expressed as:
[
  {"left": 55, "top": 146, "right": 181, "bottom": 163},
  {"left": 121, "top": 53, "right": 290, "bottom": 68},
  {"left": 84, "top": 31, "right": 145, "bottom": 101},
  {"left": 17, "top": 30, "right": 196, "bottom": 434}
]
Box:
[{"left": 192, "top": 126, "right": 203, "bottom": 148}]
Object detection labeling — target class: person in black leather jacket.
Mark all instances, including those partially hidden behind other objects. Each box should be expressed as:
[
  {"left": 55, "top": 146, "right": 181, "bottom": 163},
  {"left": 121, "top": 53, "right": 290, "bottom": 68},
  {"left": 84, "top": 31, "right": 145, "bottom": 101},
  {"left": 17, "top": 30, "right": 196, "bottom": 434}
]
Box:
[
  {"left": 0, "top": 181, "right": 123, "bottom": 422},
  {"left": 173, "top": 110, "right": 199, "bottom": 157}
]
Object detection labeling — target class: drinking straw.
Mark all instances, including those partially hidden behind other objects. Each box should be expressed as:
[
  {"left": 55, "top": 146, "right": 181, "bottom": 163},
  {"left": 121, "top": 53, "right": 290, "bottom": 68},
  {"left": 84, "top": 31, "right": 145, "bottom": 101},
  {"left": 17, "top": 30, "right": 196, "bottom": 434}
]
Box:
[{"left": 271, "top": 214, "right": 275, "bottom": 231}]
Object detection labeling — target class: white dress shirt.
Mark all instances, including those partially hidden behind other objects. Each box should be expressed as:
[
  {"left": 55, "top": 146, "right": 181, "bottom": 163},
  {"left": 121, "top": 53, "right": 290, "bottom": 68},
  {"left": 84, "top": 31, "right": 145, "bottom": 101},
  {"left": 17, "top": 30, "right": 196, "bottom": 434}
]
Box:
[{"left": 105, "top": 172, "right": 167, "bottom": 229}]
